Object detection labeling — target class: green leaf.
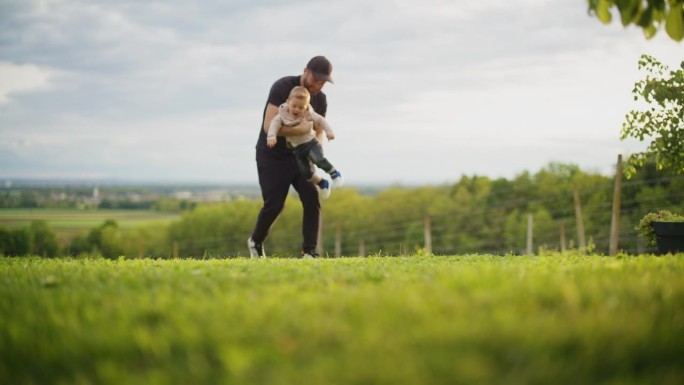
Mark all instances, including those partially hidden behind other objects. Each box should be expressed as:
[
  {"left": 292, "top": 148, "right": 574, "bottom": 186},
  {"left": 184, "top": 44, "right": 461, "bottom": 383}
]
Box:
[
  {"left": 616, "top": 0, "right": 637, "bottom": 26},
  {"left": 597, "top": 0, "right": 613, "bottom": 23},
  {"left": 638, "top": 5, "right": 653, "bottom": 27},
  {"left": 665, "top": 4, "right": 684, "bottom": 41},
  {"left": 643, "top": 24, "right": 657, "bottom": 39}
]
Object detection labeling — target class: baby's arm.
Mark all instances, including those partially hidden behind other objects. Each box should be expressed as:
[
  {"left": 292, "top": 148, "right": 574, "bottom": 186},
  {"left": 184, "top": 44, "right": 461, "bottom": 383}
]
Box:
[
  {"left": 267, "top": 116, "right": 283, "bottom": 148},
  {"left": 311, "top": 110, "right": 335, "bottom": 141},
  {"left": 313, "top": 124, "right": 326, "bottom": 143}
]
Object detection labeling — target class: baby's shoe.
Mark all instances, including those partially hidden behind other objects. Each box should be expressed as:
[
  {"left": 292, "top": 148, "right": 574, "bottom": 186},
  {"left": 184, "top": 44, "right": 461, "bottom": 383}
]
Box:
[
  {"left": 331, "top": 171, "right": 344, "bottom": 189},
  {"left": 317, "top": 179, "right": 331, "bottom": 199}
]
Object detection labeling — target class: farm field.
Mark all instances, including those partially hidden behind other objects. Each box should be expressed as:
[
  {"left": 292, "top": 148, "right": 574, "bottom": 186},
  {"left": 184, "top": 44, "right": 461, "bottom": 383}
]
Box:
[
  {"left": 1, "top": 254, "right": 683, "bottom": 385},
  {"left": 0, "top": 209, "right": 180, "bottom": 239}
]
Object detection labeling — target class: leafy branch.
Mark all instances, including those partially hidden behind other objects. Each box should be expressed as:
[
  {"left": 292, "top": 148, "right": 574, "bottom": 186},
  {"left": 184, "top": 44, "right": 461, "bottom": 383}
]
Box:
[
  {"left": 587, "top": 0, "right": 684, "bottom": 41},
  {"left": 621, "top": 55, "right": 684, "bottom": 177}
]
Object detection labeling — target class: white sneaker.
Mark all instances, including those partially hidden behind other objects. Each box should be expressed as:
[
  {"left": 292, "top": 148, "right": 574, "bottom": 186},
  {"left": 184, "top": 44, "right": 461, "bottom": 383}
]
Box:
[
  {"left": 331, "top": 171, "right": 344, "bottom": 188},
  {"left": 301, "top": 251, "right": 318, "bottom": 259},
  {"left": 247, "top": 237, "right": 265, "bottom": 258}
]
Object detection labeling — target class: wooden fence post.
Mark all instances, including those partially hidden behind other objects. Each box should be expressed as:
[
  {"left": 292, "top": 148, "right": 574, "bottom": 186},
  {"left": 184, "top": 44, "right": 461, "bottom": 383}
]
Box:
[
  {"left": 637, "top": 238, "right": 645, "bottom": 255},
  {"left": 560, "top": 222, "right": 567, "bottom": 254},
  {"left": 423, "top": 215, "right": 432, "bottom": 254},
  {"left": 316, "top": 209, "right": 324, "bottom": 256},
  {"left": 573, "top": 184, "right": 587, "bottom": 253},
  {"left": 359, "top": 240, "right": 366, "bottom": 257},
  {"left": 172, "top": 241, "right": 179, "bottom": 259},
  {"left": 335, "top": 222, "right": 342, "bottom": 258},
  {"left": 609, "top": 155, "right": 623, "bottom": 256},
  {"left": 526, "top": 213, "right": 533, "bottom": 255}
]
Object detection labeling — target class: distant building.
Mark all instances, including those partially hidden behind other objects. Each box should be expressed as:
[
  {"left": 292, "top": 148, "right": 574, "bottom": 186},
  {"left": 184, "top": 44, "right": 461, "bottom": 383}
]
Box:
[{"left": 174, "top": 191, "right": 193, "bottom": 200}]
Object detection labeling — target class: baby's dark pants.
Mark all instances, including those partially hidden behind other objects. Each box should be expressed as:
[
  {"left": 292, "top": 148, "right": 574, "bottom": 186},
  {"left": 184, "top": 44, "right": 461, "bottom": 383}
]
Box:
[{"left": 293, "top": 139, "right": 336, "bottom": 181}]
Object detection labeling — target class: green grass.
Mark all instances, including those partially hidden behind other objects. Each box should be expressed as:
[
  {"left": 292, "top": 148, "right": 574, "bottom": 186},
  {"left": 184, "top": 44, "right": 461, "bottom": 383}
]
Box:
[{"left": 1, "top": 254, "right": 683, "bottom": 385}]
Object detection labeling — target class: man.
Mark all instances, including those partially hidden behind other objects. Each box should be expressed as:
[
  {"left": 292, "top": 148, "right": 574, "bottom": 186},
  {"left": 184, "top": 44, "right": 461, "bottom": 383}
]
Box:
[{"left": 248, "top": 56, "right": 334, "bottom": 259}]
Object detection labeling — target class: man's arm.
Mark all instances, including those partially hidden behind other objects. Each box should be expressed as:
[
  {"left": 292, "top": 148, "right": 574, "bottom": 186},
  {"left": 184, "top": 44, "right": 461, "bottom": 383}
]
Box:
[{"left": 262, "top": 103, "right": 312, "bottom": 135}]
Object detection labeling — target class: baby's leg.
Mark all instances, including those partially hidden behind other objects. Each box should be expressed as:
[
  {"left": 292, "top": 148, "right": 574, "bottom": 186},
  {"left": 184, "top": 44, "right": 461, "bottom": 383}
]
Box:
[
  {"left": 307, "top": 141, "right": 343, "bottom": 188},
  {"left": 308, "top": 142, "right": 336, "bottom": 175},
  {"left": 296, "top": 141, "right": 332, "bottom": 199}
]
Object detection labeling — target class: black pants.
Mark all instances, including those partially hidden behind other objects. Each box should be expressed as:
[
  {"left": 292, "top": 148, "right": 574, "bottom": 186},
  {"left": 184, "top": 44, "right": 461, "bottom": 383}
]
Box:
[
  {"left": 251, "top": 149, "right": 320, "bottom": 253},
  {"left": 293, "top": 139, "right": 336, "bottom": 181}
]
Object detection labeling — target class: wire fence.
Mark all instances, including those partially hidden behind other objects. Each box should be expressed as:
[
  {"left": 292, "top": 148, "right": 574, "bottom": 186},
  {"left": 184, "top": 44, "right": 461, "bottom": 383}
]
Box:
[{"left": 154, "top": 173, "right": 683, "bottom": 258}]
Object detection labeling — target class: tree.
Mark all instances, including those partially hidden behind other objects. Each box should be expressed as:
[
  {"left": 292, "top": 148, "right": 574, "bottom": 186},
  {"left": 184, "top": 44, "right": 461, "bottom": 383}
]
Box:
[
  {"left": 29, "top": 221, "right": 59, "bottom": 258},
  {"left": 87, "top": 220, "right": 123, "bottom": 259},
  {"left": 0, "top": 227, "right": 31, "bottom": 256},
  {"left": 98, "top": 225, "right": 123, "bottom": 259},
  {"left": 621, "top": 55, "right": 684, "bottom": 177},
  {"left": 587, "top": 0, "right": 684, "bottom": 41},
  {"left": 0, "top": 226, "right": 9, "bottom": 255}
]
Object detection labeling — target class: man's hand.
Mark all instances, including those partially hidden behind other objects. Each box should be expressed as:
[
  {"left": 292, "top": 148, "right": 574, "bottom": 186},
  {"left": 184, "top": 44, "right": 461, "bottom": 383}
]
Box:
[
  {"left": 280, "top": 119, "right": 313, "bottom": 136},
  {"left": 267, "top": 136, "right": 277, "bottom": 148},
  {"left": 326, "top": 131, "right": 335, "bottom": 141}
]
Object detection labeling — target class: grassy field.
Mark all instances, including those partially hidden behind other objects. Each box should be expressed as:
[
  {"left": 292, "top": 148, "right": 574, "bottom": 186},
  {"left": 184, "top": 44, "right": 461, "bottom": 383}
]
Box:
[
  {"left": 1, "top": 254, "right": 683, "bottom": 385},
  {"left": 0, "top": 209, "right": 180, "bottom": 239}
]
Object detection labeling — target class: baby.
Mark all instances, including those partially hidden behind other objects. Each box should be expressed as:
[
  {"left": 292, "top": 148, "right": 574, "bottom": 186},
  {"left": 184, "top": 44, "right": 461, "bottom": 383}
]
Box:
[{"left": 267, "top": 86, "right": 343, "bottom": 198}]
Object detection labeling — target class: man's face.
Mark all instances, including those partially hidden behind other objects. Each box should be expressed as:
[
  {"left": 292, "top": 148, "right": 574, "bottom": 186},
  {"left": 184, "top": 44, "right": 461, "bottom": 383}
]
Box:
[{"left": 302, "top": 69, "right": 326, "bottom": 95}]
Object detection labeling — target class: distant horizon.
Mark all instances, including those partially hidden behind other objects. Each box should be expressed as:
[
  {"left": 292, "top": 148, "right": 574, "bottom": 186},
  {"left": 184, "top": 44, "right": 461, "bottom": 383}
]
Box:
[
  {"left": 0, "top": 160, "right": 623, "bottom": 188},
  {"left": 0, "top": 176, "right": 259, "bottom": 187},
  {"left": 0, "top": 176, "right": 449, "bottom": 188}
]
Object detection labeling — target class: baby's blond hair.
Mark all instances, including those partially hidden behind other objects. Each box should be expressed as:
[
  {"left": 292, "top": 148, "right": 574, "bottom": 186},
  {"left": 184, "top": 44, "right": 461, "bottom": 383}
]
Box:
[{"left": 289, "top": 86, "right": 311, "bottom": 104}]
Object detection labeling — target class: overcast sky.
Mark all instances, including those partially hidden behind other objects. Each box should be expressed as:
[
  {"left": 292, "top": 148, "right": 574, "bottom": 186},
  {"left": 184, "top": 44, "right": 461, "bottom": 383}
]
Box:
[{"left": 0, "top": 0, "right": 681, "bottom": 186}]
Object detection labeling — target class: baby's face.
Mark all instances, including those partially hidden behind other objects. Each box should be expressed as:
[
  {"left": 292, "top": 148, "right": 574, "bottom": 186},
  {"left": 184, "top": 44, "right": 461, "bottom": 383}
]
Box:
[{"left": 287, "top": 98, "right": 308, "bottom": 118}]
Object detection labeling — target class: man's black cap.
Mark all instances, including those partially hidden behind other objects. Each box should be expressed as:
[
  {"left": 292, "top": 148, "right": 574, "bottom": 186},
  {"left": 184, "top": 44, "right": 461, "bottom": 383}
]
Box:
[{"left": 307, "top": 56, "right": 334, "bottom": 83}]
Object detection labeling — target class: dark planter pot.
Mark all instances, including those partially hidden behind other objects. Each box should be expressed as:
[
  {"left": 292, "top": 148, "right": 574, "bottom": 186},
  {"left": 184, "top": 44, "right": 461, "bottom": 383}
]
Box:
[{"left": 652, "top": 221, "right": 684, "bottom": 255}]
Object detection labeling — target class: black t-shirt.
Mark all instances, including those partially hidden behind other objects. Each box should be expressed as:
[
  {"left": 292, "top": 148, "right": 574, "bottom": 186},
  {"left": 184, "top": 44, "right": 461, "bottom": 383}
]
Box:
[{"left": 255, "top": 75, "right": 328, "bottom": 160}]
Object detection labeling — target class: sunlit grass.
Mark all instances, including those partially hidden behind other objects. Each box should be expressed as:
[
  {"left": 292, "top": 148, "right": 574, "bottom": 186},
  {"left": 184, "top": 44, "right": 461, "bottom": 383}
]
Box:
[{"left": 1, "top": 254, "right": 682, "bottom": 384}]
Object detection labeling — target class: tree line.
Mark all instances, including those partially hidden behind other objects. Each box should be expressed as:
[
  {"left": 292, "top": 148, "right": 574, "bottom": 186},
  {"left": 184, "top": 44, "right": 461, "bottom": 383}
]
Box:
[{"left": 1, "top": 162, "right": 682, "bottom": 258}]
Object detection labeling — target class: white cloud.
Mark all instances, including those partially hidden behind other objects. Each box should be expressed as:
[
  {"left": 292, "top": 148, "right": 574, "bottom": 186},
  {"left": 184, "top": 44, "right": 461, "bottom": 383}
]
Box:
[{"left": 0, "top": 61, "right": 54, "bottom": 103}]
